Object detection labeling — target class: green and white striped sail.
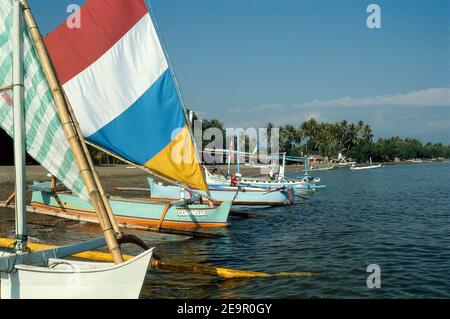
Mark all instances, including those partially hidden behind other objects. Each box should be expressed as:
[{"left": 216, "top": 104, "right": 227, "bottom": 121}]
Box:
[{"left": 0, "top": 0, "right": 89, "bottom": 200}]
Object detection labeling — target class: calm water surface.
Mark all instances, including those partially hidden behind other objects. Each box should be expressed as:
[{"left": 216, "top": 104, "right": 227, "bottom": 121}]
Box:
[{"left": 1, "top": 163, "right": 449, "bottom": 298}]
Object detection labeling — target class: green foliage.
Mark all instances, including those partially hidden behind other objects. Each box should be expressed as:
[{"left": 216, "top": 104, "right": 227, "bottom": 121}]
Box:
[
  {"left": 195, "top": 114, "right": 450, "bottom": 162},
  {"left": 276, "top": 119, "right": 449, "bottom": 162},
  {"left": 201, "top": 118, "right": 226, "bottom": 150},
  {"left": 88, "top": 145, "right": 117, "bottom": 165}
]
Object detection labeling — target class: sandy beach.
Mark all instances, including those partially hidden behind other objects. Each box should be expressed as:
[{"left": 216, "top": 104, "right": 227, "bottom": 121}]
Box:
[{"left": 0, "top": 164, "right": 307, "bottom": 196}]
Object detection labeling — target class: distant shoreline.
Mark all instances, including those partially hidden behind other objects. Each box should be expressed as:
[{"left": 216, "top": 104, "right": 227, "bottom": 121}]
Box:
[{"left": 0, "top": 159, "right": 447, "bottom": 183}]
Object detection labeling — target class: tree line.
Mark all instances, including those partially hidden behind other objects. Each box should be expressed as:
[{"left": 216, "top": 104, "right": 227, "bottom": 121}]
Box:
[
  {"left": 196, "top": 117, "right": 450, "bottom": 163},
  {"left": 2, "top": 114, "right": 448, "bottom": 165},
  {"left": 277, "top": 118, "right": 450, "bottom": 162}
]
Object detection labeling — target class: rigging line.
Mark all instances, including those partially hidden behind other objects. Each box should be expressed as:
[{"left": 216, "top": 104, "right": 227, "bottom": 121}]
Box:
[
  {"left": 144, "top": 0, "right": 210, "bottom": 192},
  {"left": 0, "top": 84, "right": 13, "bottom": 91}
]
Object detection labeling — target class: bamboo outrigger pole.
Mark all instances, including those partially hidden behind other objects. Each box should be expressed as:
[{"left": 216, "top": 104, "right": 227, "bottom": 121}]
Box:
[
  {"left": 0, "top": 238, "right": 318, "bottom": 279},
  {"left": 19, "top": 0, "right": 123, "bottom": 264}
]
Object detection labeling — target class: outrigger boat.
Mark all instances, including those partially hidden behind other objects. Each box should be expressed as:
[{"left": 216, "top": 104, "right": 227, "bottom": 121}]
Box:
[
  {"left": 204, "top": 145, "right": 325, "bottom": 194},
  {"left": 205, "top": 152, "right": 325, "bottom": 194},
  {"left": 1, "top": 0, "right": 152, "bottom": 299},
  {"left": 205, "top": 169, "right": 323, "bottom": 193},
  {"left": 31, "top": 182, "right": 231, "bottom": 229},
  {"left": 22, "top": 0, "right": 233, "bottom": 229},
  {"left": 147, "top": 178, "right": 293, "bottom": 207}
]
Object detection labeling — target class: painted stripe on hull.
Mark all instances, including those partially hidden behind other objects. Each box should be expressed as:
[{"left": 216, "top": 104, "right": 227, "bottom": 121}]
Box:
[
  {"left": 44, "top": 0, "right": 148, "bottom": 84},
  {"left": 150, "top": 197, "right": 289, "bottom": 207}
]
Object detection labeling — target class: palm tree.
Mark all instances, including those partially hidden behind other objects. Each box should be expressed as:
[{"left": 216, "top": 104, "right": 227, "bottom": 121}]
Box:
[
  {"left": 362, "top": 124, "right": 373, "bottom": 143},
  {"left": 264, "top": 122, "right": 275, "bottom": 154},
  {"left": 201, "top": 118, "right": 226, "bottom": 150},
  {"left": 342, "top": 123, "right": 359, "bottom": 152},
  {"left": 280, "top": 124, "right": 301, "bottom": 153},
  {"left": 299, "top": 118, "right": 320, "bottom": 154}
]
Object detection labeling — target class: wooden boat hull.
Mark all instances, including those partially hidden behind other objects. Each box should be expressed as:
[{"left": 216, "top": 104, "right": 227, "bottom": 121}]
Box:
[
  {"left": 31, "top": 190, "right": 231, "bottom": 229},
  {"left": 1, "top": 249, "right": 153, "bottom": 299},
  {"left": 205, "top": 171, "right": 324, "bottom": 194},
  {"left": 148, "top": 178, "right": 291, "bottom": 206}
]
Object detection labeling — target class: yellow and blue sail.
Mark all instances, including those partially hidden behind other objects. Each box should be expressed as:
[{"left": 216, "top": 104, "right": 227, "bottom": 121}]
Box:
[{"left": 44, "top": 0, "right": 207, "bottom": 191}]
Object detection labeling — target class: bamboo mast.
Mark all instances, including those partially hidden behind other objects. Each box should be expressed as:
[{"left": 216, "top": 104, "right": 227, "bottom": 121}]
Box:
[
  {"left": 12, "top": 0, "right": 27, "bottom": 252},
  {"left": 237, "top": 131, "right": 241, "bottom": 175},
  {"left": 19, "top": 0, "right": 123, "bottom": 264}
]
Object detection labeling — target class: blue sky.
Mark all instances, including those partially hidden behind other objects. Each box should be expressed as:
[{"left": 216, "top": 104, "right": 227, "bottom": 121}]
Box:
[{"left": 29, "top": 0, "right": 449, "bottom": 143}]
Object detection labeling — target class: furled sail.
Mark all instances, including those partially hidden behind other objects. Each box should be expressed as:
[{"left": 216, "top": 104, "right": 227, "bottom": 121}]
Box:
[
  {"left": 44, "top": 0, "right": 208, "bottom": 191},
  {"left": 0, "top": 0, "right": 89, "bottom": 200}
]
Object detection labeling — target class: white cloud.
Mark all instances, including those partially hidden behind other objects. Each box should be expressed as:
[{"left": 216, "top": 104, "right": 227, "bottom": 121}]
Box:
[
  {"left": 225, "top": 103, "right": 286, "bottom": 115},
  {"left": 301, "top": 88, "right": 450, "bottom": 108},
  {"left": 195, "top": 87, "right": 450, "bottom": 143},
  {"left": 303, "top": 111, "right": 325, "bottom": 122}
]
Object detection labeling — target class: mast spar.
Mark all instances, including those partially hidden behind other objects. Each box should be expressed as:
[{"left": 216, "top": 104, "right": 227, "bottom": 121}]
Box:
[{"left": 12, "top": 0, "right": 27, "bottom": 252}]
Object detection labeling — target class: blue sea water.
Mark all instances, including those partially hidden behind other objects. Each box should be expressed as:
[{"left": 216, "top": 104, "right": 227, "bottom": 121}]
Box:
[
  {"left": 1, "top": 162, "right": 449, "bottom": 298},
  {"left": 142, "top": 162, "right": 450, "bottom": 298}
]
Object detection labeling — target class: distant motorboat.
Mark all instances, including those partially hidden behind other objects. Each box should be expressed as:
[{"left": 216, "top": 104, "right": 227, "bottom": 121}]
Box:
[
  {"left": 350, "top": 158, "right": 382, "bottom": 170},
  {"left": 350, "top": 164, "right": 382, "bottom": 170},
  {"left": 335, "top": 161, "right": 356, "bottom": 167},
  {"left": 334, "top": 153, "right": 356, "bottom": 167},
  {"left": 309, "top": 165, "right": 335, "bottom": 171}
]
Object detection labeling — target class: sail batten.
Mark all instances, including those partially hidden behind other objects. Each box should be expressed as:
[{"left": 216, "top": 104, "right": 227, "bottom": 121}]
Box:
[{"left": 44, "top": 0, "right": 207, "bottom": 191}]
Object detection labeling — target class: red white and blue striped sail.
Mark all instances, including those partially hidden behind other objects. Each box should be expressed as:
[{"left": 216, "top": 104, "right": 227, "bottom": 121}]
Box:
[{"left": 44, "top": 0, "right": 207, "bottom": 191}]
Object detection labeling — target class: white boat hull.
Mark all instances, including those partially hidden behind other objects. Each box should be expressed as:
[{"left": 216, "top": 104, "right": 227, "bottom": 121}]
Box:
[
  {"left": 205, "top": 170, "right": 324, "bottom": 193},
  {"left": 1, "top": 248, "right": 153, "bottom": 299},
  {"left": 350, "top": 164, "right": 382, "bottom": 170}
]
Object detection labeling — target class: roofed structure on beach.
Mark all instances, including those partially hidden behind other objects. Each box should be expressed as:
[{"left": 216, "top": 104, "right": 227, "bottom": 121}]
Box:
[{"left": 309, "top": 155, "right": 325, "bottom": 163}]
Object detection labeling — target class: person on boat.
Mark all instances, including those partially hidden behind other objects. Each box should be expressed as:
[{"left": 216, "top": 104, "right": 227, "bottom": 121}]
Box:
[
  {"left": 211, "top": 159, "right": 219, "bottom": 173},
  {"left": 230, "top": 174, "right": 238, "bottom": 186},
  {"left": 269, "top": 169, "right": 276, "bottom": 181},
  {"left": 230, "top": 173, "right": 242, "bottom": 187}
]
